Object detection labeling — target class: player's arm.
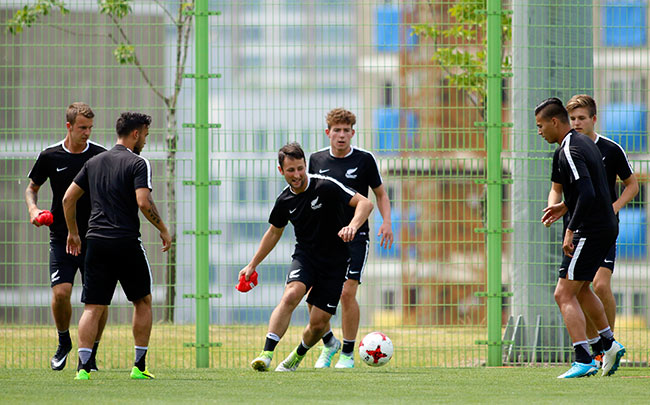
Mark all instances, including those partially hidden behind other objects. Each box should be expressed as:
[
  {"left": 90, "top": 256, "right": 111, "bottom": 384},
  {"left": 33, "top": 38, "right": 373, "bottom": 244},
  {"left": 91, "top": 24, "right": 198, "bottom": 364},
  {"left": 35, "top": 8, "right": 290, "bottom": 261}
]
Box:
[
  {"left": 339, "top": 193, "right": 374, "bottom": 242},
  {"left": 25, "top": 180, "right": 43, "bottom": 227},
  {"left": 371, "top": 184, "right": 393, "bottom": 249},
  {"left": 62, "top": 182, "right": 85, "bottom": 256},
  {"left": 541, "top": 182, "right": 567, "bottom": 227},
  {"left": 135, "top": 188, "right": 171, "bottom": 252},
  {"left": 239, "top": 224, "right": 285, "bottom": 280},
  {"left": 613, "top": 174, "right": 639, "bottom": 214}
]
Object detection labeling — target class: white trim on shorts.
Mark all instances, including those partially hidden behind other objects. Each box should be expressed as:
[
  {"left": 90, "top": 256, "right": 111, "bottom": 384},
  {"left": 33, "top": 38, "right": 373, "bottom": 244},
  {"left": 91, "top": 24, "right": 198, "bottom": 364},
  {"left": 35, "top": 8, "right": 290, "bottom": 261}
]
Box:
[
  {"left": 138, "top": 238, "right": 153, "bottom": 286},
  {"left": 567, "top": 237, "right": 587, "bottom": 280}
]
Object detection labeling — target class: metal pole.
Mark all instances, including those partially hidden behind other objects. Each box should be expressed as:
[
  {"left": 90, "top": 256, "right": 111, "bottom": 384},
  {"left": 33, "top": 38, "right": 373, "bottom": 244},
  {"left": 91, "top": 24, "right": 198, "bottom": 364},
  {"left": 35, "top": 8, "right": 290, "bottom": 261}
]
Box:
[
  {"left": 486, "top": 0, "right": 504, "bottom": 367},
  {"left": 195, "top": 0, "right": 210, "bottom": 368}
]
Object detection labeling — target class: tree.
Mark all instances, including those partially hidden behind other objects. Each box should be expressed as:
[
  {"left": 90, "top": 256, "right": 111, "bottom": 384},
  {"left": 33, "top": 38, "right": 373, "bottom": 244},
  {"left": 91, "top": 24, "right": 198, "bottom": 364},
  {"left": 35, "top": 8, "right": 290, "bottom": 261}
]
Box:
[
  {"left": 8, "top": 0, "right": 194, "bottom": 322},
  {"left": 412, "top": 0, "right": 511, "bottom": 116}
]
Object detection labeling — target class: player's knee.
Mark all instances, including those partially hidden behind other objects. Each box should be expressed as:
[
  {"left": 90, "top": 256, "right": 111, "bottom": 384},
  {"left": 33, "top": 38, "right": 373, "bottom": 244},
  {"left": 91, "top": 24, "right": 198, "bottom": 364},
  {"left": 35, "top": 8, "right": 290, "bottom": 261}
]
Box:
[
  {"left": 52, "top": 286, "right": 72, "bottom": 303},
  {"left": 592, "top": 281, "right": 611, "bottom": 300},
  {"left": 340, "top": 290, "right": 357, "bottom": 307}
]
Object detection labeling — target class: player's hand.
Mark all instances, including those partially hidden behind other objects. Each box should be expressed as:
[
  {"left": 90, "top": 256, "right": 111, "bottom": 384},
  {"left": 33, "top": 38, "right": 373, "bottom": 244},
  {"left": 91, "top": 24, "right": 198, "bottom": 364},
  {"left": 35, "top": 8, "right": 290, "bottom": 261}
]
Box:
[
  {"left": 377, "top": 223, "right": 394, "bottom": 249},
  {"left": 338, "top": 225, "right": 358, "bottom": 242},
  {"left": 29, "top": 207, "right": 43, "bottom": 227},
  {"left": 562, "top": 229, "right": 575, "bottom": 257},
  {"left": 541, "top": 202, "right": 568, "bottom": 227},
  {"left": 239, "top": 264, "right": 257, "bottom": 281},
  {"left": 160, "top": 229, "right": 172, "bottom": 252},
  {"left": 66, "top": 233, "right": 82, "bottom": 256}
]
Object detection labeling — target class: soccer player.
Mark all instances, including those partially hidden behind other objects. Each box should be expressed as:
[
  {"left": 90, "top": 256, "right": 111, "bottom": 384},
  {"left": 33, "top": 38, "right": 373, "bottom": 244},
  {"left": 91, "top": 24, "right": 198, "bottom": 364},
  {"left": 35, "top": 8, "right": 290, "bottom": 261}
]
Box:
[
  {"left": 63, "top": 112, "right": 171, "bottom": 380},
  {"left": 308, "top": 108, "right": 393, "bottom": 368},
  {"left": 245, "top": 142, "right": 374, "bottom": 372},
  {"left": 543, "top": 94, "right": 638, "bottom": 368},
  {"left": 25, "top": 102, "right": 107, "bottom": 371},
  {"left": 536, "top": 98, "right": 625, "bottom": 378}
]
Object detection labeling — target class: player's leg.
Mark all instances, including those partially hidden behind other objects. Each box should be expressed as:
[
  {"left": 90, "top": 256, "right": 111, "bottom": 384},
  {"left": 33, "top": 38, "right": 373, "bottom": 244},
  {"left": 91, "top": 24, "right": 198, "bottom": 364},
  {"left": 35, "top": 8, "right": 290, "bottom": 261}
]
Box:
[
  {"left": 592, "top": 267, "right": 615, "bottom": 330},
  {"left": 77, "top": 249, "right": 105, "bottom": 372},
  {"left": 121, "top": 239, "right": 156, "bottom": 379},
  {"left": 555, "top": 278, "right": 599, "bottom": 378},
  {"left": 75, "top": 304, "right": 107, "bottom": 379},
  {"left": 87, "top": 307, "right": 108, "bottom": 372},
  {"left": 75, "top": 238, "right": 117, "bottom": 380},
  {"left": 252, "top": 259, "right": 311, "bottom": 372},
  {"left": 336, "top": 279, "right": 360, "bottom": 368},
  {"left": 130, "top": 294, "right": 154, "bottom": 379},
  {"left": 277, "top": 305, "right": 332, "bottom": 372},
  {"left": 49, "top": 239, "right": 80, "bottom": 371},
  {"left": 576, "top": 281, "right": 624, "bottom": 376},
  {"left": 50, "top": 283, "right": 73, "bottom": 370}
]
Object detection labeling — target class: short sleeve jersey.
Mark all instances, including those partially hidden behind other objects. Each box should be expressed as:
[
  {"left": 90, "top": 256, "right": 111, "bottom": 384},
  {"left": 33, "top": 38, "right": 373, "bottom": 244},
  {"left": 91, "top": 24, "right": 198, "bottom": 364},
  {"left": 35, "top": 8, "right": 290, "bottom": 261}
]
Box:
[
  {"left": 269, "top": 174, "right": 355, "bottom": 262},
  {"left": 595, "top": 133, "right": 634, "bottom": 204},
  {"left": 308, "top": 147, "right": 382, "bottom": 233},
  {"left": 73, "top": 144, "right": 152, "bottom": 239},
  {"left": 551, "top": 130, "right": 617, "bottom": 233},
  {"left": 28, "top": 140, "right": 107, "bottom": 240}
]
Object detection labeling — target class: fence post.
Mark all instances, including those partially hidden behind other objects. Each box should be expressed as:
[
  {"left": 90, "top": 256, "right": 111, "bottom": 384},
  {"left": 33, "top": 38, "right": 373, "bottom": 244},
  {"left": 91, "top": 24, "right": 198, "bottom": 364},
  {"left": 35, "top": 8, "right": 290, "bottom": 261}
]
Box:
[
  {"left": 485, "top": 0, "right": 505, "bottom": 367},
  {"left": 194, "top": 0, "right": 210, "bottom": 368}
]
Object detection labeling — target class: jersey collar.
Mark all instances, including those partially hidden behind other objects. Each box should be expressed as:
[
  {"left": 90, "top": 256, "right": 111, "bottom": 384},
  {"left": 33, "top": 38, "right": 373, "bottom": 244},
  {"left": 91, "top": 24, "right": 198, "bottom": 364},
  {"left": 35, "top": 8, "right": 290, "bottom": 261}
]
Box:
[
  {"left": 329, "top": 146, "right": 354, "bottom": 158},
  {"left": 61, "top": 140, "right": 90, "bottom": 154}
]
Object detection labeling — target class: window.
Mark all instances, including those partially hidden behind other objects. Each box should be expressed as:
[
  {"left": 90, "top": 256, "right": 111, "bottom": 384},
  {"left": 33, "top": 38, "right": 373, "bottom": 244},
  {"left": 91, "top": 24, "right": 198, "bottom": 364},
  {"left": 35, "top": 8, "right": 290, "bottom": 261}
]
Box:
[{"left": 603, "top": 0, "right": 647, "bottom": 47}]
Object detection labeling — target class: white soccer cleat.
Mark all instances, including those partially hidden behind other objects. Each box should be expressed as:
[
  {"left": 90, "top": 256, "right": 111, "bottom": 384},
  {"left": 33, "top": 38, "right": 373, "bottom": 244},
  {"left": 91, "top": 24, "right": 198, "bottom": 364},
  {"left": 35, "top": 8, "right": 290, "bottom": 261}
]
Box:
[
  {"left": 601, "top": 341, "right": 626, "bottom": 377},
  {"left": 251, "top": 350, "right": 273, "bottom": 372},
  {"left": 275, "top": 349, "right": 305, "bottom": 372},
  {"left": 334, "top": 353, "right": 355, "bottom": 369},
  {"left": 314, "top": 338, "right": 341, "bottom": 369}
]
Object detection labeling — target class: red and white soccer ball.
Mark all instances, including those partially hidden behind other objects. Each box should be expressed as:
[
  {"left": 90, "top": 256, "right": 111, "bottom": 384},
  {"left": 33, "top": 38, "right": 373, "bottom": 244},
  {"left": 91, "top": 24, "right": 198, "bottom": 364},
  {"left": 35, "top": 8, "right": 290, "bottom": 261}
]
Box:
[{"left": 359, "top": 332, "right": 393, "bottom": 367}]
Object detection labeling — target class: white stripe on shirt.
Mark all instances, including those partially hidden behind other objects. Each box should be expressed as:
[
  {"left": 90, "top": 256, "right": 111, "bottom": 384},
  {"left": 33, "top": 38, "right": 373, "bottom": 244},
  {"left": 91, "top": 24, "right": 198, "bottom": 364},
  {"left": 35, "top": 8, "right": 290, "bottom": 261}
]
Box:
[{"left": 562, "top": 134, "right": 580, "bottom": 181}]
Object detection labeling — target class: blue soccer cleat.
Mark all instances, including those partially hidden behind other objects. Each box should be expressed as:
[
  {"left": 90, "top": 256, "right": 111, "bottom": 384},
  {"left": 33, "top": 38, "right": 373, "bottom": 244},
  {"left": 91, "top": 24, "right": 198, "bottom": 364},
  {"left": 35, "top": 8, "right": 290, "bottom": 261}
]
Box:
[{"left": 557, "top": 360, "right": 598, "bottom": 379}]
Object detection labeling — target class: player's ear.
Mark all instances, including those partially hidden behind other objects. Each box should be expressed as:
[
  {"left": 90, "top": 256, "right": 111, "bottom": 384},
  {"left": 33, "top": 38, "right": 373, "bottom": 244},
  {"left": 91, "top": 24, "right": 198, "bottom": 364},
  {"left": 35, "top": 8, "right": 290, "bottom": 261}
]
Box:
[
  {"left": 278, "top": 165, "right": 283, "bottom": 175},
  {"left": 66, "top": 121, "right": 72, "bottom": 131},
  {"left": 592, "top": 114, "right": 597, "bottom": 125}
]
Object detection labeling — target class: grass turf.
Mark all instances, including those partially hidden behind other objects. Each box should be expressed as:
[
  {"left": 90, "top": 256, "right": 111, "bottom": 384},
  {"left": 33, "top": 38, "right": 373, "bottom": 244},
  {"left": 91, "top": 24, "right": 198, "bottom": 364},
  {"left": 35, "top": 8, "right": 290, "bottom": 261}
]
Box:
[{"left": 1, "top": 367, "right": 649, "bottom": 404}]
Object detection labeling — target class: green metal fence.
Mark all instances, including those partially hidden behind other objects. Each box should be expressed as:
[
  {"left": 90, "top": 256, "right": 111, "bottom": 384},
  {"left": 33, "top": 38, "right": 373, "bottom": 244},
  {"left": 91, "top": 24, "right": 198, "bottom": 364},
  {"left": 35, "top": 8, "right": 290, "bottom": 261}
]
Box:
[{"left": 1, "top": 0, "right": 648, "bottom": 370}]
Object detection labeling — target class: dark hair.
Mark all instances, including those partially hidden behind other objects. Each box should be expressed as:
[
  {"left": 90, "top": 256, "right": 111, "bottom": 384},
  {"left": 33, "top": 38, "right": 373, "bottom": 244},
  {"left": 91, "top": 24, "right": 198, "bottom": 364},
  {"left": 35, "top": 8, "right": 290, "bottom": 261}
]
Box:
[
  {"left": 534, "top": 97, "right": 569, "bottom": 124},
  {"left": 278, "top": 142, "right": 305, "bottom": 168},
  {"left": 116, "top": 112, "right": 152, "bottom": 137},
  {"left": 66, "top": 102, "right": 94, "bottom": 125}
]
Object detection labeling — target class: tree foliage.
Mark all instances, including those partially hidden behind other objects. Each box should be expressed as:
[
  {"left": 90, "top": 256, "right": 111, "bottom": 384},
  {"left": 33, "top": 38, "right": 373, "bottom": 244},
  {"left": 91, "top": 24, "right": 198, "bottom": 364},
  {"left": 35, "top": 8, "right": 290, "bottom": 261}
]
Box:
[{"left": 412, "top": 0, "right": 512, "bottom": 109}]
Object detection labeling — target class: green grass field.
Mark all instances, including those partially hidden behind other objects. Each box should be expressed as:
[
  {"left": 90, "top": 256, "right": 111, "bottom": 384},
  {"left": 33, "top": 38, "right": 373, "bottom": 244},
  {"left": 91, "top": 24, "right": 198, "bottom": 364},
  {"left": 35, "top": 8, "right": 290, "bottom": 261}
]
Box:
[{"left": 1, "top": 367, "right": 649, "bottom": 404}]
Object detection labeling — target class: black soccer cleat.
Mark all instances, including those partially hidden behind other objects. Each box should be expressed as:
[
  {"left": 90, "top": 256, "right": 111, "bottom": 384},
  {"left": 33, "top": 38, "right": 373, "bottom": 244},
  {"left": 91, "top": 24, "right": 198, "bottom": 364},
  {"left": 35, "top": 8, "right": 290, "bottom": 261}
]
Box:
[{"left": 51, "top": 343, "right": 72, "bottom": 371}]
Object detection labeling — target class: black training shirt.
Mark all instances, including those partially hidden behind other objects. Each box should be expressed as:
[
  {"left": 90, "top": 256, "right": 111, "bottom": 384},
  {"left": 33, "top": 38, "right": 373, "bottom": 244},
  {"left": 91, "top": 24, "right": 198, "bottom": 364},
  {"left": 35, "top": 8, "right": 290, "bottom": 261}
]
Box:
[
  {"left": 74, "top": 144, "right": 152, "bottom": 239},
  {"left": 551, "top": 130, "right": 617, "bottom": 233},
  {"left": 308, "top": 147, "right": 382, "bottom": 233},
  {"left": 28, "top": 140, "right": 107, "bottom": 240},
  {"left": 269, "top": 174, "right": 356, "bottom": 261},
  {"left": 595, "top": 133, "right": 634, "bottom": 204}
]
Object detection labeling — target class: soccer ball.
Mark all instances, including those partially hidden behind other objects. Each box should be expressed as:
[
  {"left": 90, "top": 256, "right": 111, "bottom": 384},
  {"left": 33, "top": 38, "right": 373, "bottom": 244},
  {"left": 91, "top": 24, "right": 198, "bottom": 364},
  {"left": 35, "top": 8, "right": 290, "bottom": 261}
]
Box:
[{"left": 359, "top": 332, "right": 393, "bottom": 367}]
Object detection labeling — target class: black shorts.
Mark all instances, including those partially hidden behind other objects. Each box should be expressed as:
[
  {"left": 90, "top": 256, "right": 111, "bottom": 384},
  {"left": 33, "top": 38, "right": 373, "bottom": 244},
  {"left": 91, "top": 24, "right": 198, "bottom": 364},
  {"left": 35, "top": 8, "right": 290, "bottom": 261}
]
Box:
[
  {"left": 49, "top": 239, "right": 85, "bottom": 287},
  {"left": 82, "top": 238, "right": 152, "bottom": 305},
  {"left": 558, "top": 233, "right": 617, "bottom": 282},
  {"left": 286, "top": 250, "right": 348, "bottom": 315},
  {"left": 600, "top": 243, "right": 616, "bottom": 273},
  {"left": 346, "top": 232, "right": 370, "bottom": 283}
]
